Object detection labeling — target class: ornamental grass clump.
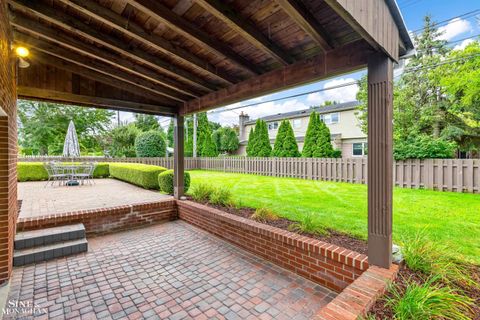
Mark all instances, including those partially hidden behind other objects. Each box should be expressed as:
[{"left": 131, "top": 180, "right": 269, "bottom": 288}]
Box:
[
  {"left": 251, "top": 208, "right": 278, "bottom": 222},
  {"left": 386, "top": 276, "right": 474, "bottom": 320},
  {"left": 288, "top": 213, "right": 328, "bottom": 236},
  {"left": 190, "top": 183, "right": 215, "bottom": 202},
  {"left": 209, "top": 187, "right": 233, "bottom": 207}
]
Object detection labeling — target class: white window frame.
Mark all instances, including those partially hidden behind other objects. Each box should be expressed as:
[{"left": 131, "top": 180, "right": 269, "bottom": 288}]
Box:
[
  {"left": 320, "top": 113, "right": 339, "bottom": 125},
  {"left": 268, "top": 122, "right": 278, "bottom": 130},
  {"left": 292, "top": 119, "right": 301, "bottom": 128},
  {"left": 352, "top": 142, "right": 368, "bottom": 157}
]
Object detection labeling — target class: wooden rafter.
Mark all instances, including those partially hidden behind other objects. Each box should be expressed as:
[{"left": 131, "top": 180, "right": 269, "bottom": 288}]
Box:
[
  {"left": 183, "top": 40, "right": 371, "bottom": 114},
  {"left": 9, "top": 0, "right": 217, "bottom": 92},
  {"left": 18, "top": 87, "right": 176, "bottom": 116},
  {"left": 275, "top": 0, "right": 334, "bottom": 52},
  {"left": 56, "top": 0, "right": 237, "bottom": 86},
  {"left": 14, "top": 32, "right": 189, "bottom": 103},
  {"left": 195, "top": 0, "right": 293, "bottom": 65},
  {"left": 125, "top": 0, "right": 261, "bottom": 76},
  {"left": 11, "top": 15, "right": 201, "bottom": 98},
  {"left": 30, "top": 50, "right": 180, "bottom": 107}
]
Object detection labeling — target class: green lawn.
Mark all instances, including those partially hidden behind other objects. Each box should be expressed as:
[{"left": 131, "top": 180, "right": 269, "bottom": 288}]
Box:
[{"left": 188, "top": 170, "right": 480, "bottom": 265}]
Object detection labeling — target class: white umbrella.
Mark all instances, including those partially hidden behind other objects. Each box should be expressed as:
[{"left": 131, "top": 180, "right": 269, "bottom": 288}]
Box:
[{"left": 63, "top": 120, "right": 80, "bottom": 157}]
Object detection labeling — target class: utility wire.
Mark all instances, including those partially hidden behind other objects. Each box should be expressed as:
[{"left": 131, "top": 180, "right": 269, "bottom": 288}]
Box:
[{"left": 410, "top": 9, "right": 480, "bottom": 34}]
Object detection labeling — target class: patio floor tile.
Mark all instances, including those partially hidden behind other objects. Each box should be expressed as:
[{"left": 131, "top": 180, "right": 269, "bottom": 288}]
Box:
[{"left": 4, "top": 221, "right": 336, "bottom": 319}]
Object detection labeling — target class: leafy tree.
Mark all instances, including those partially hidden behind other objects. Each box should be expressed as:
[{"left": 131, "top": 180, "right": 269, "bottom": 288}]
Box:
[
  {"left": 251, "top": 120, "right": 271, "bottom": 157},
  {"left": 246, "top": 128, "right": 256, "bottom": 156},
  {"left": 134, "top": 114, "right": 160, "bottom": 132},
  {"left": 200, "top": 131, "right": 218, "bottom": 157},
  {"left": 273, "top": 120, "right": 300, "bottom": 157},
  {"left": 354, "top": 15, "right": 478, "bottom": 158},
  {"left": 106, "top": 123, "right": 140, "bottom": 157},
  {"left": 213, "top": 127, "right": 239, "bottom": 154},
  {"left": 302, "top": 112, "right": 320, "bottom": 157},
  {"left": 134, "top": 130, "right": 167, "bottom": 157},
  {"left": 167, "top": 119, "right": 175, "bottom": 148},
  {"left": 18, "top": 100, "right": 113, "bottom": 155}
]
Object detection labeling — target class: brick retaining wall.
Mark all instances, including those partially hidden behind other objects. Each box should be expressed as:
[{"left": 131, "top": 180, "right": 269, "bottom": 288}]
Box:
[
  {"left": 177, "top": 200, "right": 368, "bottom": 292},
  {"left": 16, "top": 200, "right": 177, "bottom": 236}
]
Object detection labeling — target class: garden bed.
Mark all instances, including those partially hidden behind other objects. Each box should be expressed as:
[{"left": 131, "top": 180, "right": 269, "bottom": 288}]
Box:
[
  {"left": 368, "top": 265, "right": 480, "bottom": 319},
  {"left": 186, "top": 196, "right": 368, "bottom": 255}
]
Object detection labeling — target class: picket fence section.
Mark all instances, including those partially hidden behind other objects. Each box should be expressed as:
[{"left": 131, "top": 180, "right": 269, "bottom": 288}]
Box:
[{"left": 19, "top": 156, "right": 479, "bottom": 193}]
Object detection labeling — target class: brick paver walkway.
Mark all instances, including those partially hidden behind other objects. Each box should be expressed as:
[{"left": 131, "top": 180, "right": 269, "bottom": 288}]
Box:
[
  {"left": 5, "top": 221, "right": 336, "bottom": 319},
  {"left": 18, "top": 179, "right": 171, "bottom": 219}
]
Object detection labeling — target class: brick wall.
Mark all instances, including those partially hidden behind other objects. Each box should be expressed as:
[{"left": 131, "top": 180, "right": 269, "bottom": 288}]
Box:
[
  {"left": 16, "top": 200, "right": 177, "bottom": 236},
  {"left": 0, "top": 3, "right": 17, "bottom": 286},
  {"left": 177, "top": 201, "right": 368, "bottom": 292}
]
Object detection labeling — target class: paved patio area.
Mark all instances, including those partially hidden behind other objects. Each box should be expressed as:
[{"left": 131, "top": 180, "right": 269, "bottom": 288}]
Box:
[
  {"left": 18, "top": 179, "right": 172, "bottom": 219},
  {"left": 5, "top": 221, "right": 336, "bottom": 320}
]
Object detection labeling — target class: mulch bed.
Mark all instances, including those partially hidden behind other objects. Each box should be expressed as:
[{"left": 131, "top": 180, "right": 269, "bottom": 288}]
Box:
[
  {"left": 187, "top": 198, "right": 368, "bottom": 255},
  {"left": 368, "top": 265, "right": 480, "bottom": 319}
]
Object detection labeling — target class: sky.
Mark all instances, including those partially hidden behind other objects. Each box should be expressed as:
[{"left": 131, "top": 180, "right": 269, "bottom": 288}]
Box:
[{"left": 118, "top": 0, "right": 480, "bottom": 129}]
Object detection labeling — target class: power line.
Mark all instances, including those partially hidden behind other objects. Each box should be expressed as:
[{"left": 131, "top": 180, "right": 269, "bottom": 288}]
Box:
[{"left": 411, "top": 9, "right": 480, "bottom": 34}]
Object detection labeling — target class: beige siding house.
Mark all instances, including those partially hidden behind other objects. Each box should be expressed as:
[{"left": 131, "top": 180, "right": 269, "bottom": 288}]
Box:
[{"left": 237, "top": 101, "right": 367, "bottom": 158}]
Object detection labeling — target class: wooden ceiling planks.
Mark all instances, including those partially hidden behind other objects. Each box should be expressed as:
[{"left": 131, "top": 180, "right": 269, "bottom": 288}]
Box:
[{"left": 7, "top": 0, "right": 409, "bottom": 115}]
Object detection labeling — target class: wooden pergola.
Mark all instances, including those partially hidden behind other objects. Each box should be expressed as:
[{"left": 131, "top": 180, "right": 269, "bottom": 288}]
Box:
[{"left": 0, "top": 0, "right": 413, "bottom": 282}]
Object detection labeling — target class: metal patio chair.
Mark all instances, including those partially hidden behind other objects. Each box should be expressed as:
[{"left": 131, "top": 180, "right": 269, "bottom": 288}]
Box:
[
  {"left": 73, "top": 163, "right": 96, "bottom": 185},
  {"left": 44, "top": 162, "right": 68, "bottom": 187}
]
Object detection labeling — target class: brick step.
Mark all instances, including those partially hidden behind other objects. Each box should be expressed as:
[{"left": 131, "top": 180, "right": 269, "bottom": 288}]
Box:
[
  {"left": 15, "top": 223, "right": 86, "bottom": 250},
  {"left": 13, "top": 238, "right": 88, "bottom": 266}
]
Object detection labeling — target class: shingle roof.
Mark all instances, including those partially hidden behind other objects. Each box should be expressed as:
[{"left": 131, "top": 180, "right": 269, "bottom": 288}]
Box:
[{"left": 244, "top": 101, "right": 360, "bottom": 125}]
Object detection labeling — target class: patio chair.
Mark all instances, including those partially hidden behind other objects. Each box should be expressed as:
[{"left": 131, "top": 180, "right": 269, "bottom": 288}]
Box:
[
  {"left": 44, "top": 162, "right": 69, "bottom": 187},
  {"left": 73, "top": 163, "right": 96, "bottom": 185}
]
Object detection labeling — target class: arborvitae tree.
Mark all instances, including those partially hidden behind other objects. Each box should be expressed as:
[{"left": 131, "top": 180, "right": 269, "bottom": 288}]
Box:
[
  {"left": 246, "top": 128, "right": 255, "bottom": 156},
  {"left": 213, "top": 127, "right": 239, "bottom": 154},
  {"left": 254, "top": 120, "right": 272, "bottom": 157},
  {"left": 201, "top": 129, "right": 218, "bottom": 157},
  {"left": 272, "top": 120, "right": 287, "bottom": 157},
  {"left": 302, "top": 112, "right": 320, "bottom": 157},
  {"left": 273, "top": 120, "right": 300, "bottom": 157},
  {"left": 313, "top": 119, "right": 335, "bottom": 157},
  {"left": 281, "top": 120, "right": 300, "bottom": 157}
]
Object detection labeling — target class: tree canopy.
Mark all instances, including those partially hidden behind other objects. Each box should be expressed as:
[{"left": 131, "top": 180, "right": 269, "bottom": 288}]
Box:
[
  {"left": 18, "top": 100, "right": 113, "bottom": 155},
  {"left": 133, "top": 114, "right": 160, "bottom": 132},
  {"left": 212, "top": 127, "right": 239, "bottom": 155},
  {"left": 356, "top": 15, "right": 480, "bottom": 159},
  {"left": 247, "top": 120, "right": 271, "bottom": 157}
]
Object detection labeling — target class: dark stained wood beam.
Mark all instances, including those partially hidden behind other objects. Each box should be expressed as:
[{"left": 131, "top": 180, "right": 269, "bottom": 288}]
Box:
[
  {"left": 182, "top": 40, "right": 372, "bottom": 114},
  {"left": 126, "top": 0, "right": 261, "bottom": 76},
  {"left": 30, "top": 50, "right": 180, "bottom": 107},
  {"left": 56, "top": 0, "right": 236, "bottom": 85},
  {"left": 11, "top": 15, "right": 201, "bottom": 98},
  {"left": 173, "top": 114, "right": 185, "bottom": 199},
  {"left": 9, "top": 0, "right": 217, "bottom": 92},
  {"left": 14, "top": 32, "right": 189, "bottom": 103},
  {"left": 18, "top": 87, "right": 177, "bottom": 116},
  {"left": 196, "top": 0, "right": 293, "bottom": 65},
  {"left": 275, "top": 0, "right": 334, "bottom": 52}
]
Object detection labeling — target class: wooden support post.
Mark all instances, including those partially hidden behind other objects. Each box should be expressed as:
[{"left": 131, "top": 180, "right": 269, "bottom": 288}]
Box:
[
  {"left": 174, "top": 114, "right": 185, "bottom": 200},
  {"left": 367, "top": 52, "right": 393, "bottom": 269}
]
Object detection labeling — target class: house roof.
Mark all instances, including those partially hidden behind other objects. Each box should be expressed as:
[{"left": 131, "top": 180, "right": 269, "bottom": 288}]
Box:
[{"left": 244, "top": 101, "right": 360, "bottom": 125}]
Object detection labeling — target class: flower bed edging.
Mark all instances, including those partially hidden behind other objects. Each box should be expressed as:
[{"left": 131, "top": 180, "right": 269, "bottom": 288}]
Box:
[{"left": 177, "top": 200, "right": 369, "bottom": 292}]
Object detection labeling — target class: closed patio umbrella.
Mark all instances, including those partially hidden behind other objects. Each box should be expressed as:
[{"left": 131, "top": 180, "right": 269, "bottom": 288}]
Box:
[{"left": 63, "top": 120, "right": 80, "bottom": 157}]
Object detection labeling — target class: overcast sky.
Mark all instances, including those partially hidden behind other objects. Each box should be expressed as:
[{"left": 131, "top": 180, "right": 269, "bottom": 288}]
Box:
[{"left": 117, "top": 0, "right": 480, "bottom": 130}]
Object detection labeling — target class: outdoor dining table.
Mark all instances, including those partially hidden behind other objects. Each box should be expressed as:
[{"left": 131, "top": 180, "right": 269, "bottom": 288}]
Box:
[{"left": 51, "top": 163, "right": 95, "bottom": 186}]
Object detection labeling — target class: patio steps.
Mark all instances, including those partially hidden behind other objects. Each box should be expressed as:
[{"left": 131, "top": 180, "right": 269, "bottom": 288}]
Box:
[{"left": 13, "top": 224, "right": 88, "bottom": 266}]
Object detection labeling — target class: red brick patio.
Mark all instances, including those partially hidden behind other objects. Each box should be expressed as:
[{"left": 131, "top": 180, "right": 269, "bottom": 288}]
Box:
[{"left": 5, "top": 221, "right": 336, "bottom": 320}]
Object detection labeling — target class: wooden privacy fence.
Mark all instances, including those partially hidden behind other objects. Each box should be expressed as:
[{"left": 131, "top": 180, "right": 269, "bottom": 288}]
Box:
[{"left": 19, "top": 156, "right": 479, "bottom": 193}]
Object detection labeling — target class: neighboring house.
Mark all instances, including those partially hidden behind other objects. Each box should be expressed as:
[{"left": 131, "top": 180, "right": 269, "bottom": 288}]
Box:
[{"left": 237, "top": 101, "right": 367, "bottom": 158}]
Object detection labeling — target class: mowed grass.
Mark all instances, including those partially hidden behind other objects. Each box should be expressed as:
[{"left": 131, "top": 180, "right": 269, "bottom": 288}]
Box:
[{"left": 188, "top": 170, "right": 480, "bottom": 264}]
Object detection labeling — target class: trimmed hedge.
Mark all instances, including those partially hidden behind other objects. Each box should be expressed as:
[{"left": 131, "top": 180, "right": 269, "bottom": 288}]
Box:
[
  {"left": 158, "top": 170, "right": 191, "bottom": 195},
  {"left": 17, "top": 162, "right": 110, "bottom": 182},
  {"left": 109, "top": 163, "right": 166, "bottom": 189}
]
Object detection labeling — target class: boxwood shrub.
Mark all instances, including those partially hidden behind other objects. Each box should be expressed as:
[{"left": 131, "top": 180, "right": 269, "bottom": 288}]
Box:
[
  {"left": 135, "top": 131, "right": 166, "bottom": 157},
  {"left": 158, "top": 170, "right": 190, "bottom": 195},
  {"left": 17, "top": 162, "right": 110, "bottom": 181},
  {"left": 109, "top": 163, "right": 166, "bottom": 189}
]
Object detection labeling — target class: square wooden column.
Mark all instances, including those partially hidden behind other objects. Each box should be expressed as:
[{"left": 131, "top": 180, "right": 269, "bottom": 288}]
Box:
[
  {"left": 173, "top": 114, "right": 184, "bottom": 200},
  {"left": 367, "top": 52, "right": 393, "bottom": 268}
]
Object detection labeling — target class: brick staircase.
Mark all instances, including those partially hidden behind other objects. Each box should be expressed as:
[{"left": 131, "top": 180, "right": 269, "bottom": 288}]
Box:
[{"left": 13, "top": 224, "right": 88, "bottom": 266}]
